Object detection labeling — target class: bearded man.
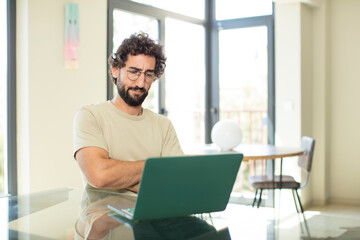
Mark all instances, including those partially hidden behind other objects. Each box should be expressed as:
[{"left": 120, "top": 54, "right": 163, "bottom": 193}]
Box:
[{"left": 73, "top": 33, "right": 183, "bottom": 193}]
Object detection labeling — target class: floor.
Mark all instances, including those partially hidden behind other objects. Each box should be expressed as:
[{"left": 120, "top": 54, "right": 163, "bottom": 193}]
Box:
[{"left": 210, "top": 202, "right": 360, "bottom": 240}]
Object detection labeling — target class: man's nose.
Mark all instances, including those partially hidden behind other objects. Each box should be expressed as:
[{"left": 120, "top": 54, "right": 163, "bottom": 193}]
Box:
[{"left": 135, "top": 73, "right": 146, "bottom": 87}]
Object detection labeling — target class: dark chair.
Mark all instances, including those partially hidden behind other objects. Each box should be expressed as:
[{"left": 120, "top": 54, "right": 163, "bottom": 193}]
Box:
[{"left": 249, "top": 136, "right": 315, "bottom": 214}]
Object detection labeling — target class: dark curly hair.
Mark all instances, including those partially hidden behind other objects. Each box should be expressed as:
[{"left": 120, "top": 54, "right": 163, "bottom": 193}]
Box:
[{"left": 108, "top": 33, "right": 166, "bottom": 84}]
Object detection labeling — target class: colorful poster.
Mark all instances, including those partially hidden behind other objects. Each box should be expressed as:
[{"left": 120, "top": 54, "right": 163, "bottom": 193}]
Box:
[{"left": 64, "top": 3, "right": 79, "bottom": 69}]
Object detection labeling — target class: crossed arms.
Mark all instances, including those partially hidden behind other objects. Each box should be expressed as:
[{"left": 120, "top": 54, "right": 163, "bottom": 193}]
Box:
[{"left": 75, "top": 146, "right": 144, "bottom": 192}]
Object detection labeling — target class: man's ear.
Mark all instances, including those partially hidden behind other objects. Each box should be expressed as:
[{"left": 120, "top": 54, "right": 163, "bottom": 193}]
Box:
[{"left": 111, "top": 67, "right": 119, "bottom": 78}]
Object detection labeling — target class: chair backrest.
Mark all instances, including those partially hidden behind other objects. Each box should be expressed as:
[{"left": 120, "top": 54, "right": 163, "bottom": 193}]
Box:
[{"left": 298, "top": 136, "right": 315, "bottom": 172}]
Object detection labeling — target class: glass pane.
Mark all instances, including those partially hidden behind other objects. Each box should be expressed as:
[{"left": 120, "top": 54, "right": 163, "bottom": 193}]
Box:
[
  {"left": 112, "top": 9, "right": 159, "bottom": 112},
  {"left": 219, "top": 27, "right": 268, "bottom": 197},
  {"left": 216, "top": 0, "right": 272, "bottom": 20},
  {"left": 130, "top": 0, "right": 205, "bottom": 20},
  {"left": 165, "top": 18, "right": 205, "bottom": 148},
  {"left": 0, "top": 0, "right": 7, "bottom": 195}
]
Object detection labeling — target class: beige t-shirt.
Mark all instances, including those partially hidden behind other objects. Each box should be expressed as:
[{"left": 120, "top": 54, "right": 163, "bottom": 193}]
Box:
[{"left": 73, "top": 101, "right": 183, "bottom": 162}]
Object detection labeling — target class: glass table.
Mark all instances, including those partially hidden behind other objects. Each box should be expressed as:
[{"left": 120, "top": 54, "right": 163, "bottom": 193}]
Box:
[{"left": 1, "top": 187, "right": 231, "bottom": 239}]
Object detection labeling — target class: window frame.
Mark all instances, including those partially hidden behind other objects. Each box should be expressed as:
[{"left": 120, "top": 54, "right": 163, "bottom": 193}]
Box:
[{"left": 6, "top": 0, "right": 17, "bottom": 196}]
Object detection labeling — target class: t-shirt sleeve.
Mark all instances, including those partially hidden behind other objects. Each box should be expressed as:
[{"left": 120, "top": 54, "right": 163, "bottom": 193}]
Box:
[
  {"left": 73, "top": 108, "right": 108, "bottom": 158},
  {"left": 161, "top": 121, "right": 184, "bottom": 157}
]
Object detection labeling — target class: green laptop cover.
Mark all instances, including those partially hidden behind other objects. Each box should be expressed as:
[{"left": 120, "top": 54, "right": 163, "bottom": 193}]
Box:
[{"left": 132, "top": 153, "right": 243, "bottom": 220}]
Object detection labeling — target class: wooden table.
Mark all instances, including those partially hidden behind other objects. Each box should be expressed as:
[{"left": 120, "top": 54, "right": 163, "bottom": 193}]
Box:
[{"left": 184, "top": 143, "right": 303, "bottom": 161}]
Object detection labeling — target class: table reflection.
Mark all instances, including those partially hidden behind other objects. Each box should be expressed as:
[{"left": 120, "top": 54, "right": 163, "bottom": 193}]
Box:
[{"left": 75, "top": 188, "right": 230, "bottom": 240}]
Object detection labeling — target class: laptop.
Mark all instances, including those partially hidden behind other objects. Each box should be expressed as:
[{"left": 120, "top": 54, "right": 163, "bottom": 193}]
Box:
[{"left": 108, "top": 153, "right": 243, "bottom": 221}]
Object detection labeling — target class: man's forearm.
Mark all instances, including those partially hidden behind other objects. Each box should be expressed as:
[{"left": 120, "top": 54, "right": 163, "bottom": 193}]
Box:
[
  {"left": 97, "top": 158, "right": 144, "bottom": 189},
  {"left": 75, "top": 147, "right": 145, "bottom": 190}
]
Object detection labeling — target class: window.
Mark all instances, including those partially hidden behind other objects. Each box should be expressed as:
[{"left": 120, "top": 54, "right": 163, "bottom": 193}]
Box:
[
  {"left": 219, "top": 26, "right": 269, "bottom": 145},
  {"left": 219, "top": 26, "right": 272, "bottom": 199},
  {"left": 108, "top": 0, "right": 274, "bottom": 204},
  {"left": 165, "top": 18, "right": 205, "bottom": 147}
]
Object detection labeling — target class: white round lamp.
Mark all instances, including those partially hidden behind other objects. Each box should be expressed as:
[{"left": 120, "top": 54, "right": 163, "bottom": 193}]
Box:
[{"left": 211, "top": 120, "right": 243, "bottom": 151}]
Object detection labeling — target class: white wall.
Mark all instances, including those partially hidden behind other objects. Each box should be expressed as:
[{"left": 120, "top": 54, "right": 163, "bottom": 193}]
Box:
[
  {"left": 311, "top": 0, "right": 331, "bottom": 205},
  {"left": 17, "top": 0, "right": 107, "bottom": 194},
  {"left": 275, "top": 0, "right": 360, "bottom": 206},
  {"left": 275, "top": 3, "right": 302, "bottom": 148},
  {"left": 328, "top": 0, "right": 360, "bottom": 204}
]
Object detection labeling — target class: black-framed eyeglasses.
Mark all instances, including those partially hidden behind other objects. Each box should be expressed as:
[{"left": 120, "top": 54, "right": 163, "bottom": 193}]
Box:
[{"left": 124, "top": 67, "right": 157, "bottom": 83}]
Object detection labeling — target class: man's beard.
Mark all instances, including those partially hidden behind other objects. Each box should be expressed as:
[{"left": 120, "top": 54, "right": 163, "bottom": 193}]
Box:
[{"left": 117, "top": 83, "right": 148, "bottom": 107}]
